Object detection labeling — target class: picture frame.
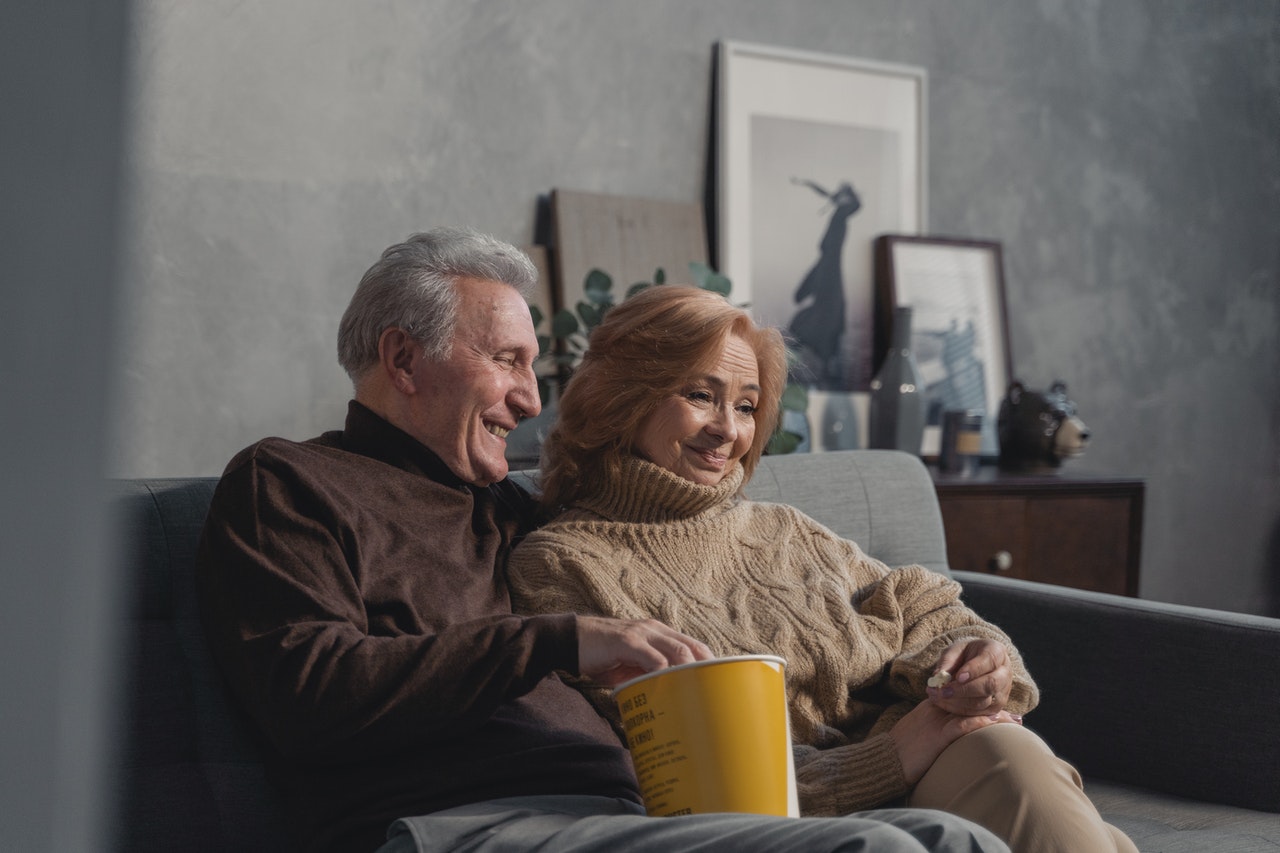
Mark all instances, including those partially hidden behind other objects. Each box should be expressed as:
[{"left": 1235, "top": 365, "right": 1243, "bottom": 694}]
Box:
[
  {"left": 715, "top": 40, "right": 927, "bottom": 393},
  {"left": 550, "top": 188, "right": 708, "bottom": 315},
  {"left": 873, "top": 235, "right": 1012, "bottom": 460},
  {"left": 519, "top": 244, "right": 557, "bottom": 379}
]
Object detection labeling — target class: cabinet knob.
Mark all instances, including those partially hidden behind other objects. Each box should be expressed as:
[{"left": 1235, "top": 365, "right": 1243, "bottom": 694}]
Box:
[{"left": 989, "top": 551, "right": 1013, "bottom": 572}]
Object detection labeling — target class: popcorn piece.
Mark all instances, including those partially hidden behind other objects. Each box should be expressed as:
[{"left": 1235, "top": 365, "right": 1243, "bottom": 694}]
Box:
[{"left": 927, "top": 671, "right": 952, "bottom": 689}]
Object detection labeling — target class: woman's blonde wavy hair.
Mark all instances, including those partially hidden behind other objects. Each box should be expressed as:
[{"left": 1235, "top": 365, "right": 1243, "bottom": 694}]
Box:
[{"left": 537, "top": 284, "right": 787, "bottom": 513}]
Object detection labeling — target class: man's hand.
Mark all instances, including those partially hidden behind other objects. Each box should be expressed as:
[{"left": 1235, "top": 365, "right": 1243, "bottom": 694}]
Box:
[
  {"left": 576, "top": 616, "right": 714, "bottom": 687},
  {"left": 925, "top": 638, "right": 1014, "bottom": 716}
]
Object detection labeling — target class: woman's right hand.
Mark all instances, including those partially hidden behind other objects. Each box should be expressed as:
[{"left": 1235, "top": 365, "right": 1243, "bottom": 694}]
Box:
[{"left": 888, "top": 699, "right": 1023, "bottom": 784}]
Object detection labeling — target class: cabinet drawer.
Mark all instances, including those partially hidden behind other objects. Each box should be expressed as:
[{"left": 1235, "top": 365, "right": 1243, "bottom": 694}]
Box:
[
  {"left": 938, "top": 497, "right": 1029, "bottom": 579},
  {"left": 1024, "top": 495, "right": 1136, "bottom": 595},
  {"left": 931, "top": 468, "right": 1144, "bottom": 596}
]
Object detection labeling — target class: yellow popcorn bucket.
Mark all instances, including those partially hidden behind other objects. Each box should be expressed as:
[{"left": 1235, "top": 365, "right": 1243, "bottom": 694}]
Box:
[{"left": 613, "top": 654, "right": 798, "bottom": 817}]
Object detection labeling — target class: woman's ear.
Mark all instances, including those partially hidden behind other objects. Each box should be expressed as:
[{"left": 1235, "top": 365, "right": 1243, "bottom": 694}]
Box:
[{"left": 378, "top": 327, "right": 422, "bottom": 395}]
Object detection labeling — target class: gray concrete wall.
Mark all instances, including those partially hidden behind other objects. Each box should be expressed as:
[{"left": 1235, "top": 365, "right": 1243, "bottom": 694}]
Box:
[{"left": 112, "top": 1, "right": 1280, "bottom": 616}]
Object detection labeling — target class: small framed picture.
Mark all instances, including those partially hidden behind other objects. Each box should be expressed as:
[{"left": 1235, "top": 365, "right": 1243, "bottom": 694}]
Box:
[{"left": 873, "top": 235, "right": 1012, "bottom": 458}]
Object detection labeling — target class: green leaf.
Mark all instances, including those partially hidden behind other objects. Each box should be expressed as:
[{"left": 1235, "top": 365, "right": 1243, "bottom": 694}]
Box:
[
  {"left": 653, "top": 268, "right": 666, "bottom": 284},
  {"left": 626, "top": 282, "right": 652, "bottom": 299},
  {"left": 688, "top": 261, "right": 732, "bottom": 296},
  {"left": 536, "top": 334, "right": 552, "bottom": 358},
  {"left": 779, "top": 383, "right": 809, "bottom": 412},
  {"left": 703, "top": 271, "right": 732, "bottom": 296},
  {"left": 578, "top": 301, "right": 603, "bottom": 330},
  {"left": 766, "top": 429, "right": 803, "bottom": 455},
  {"left": 583, "top": 269, "right": 613, "bottom": 303},
  {"left": 688, "top": 260, "right": 712, "bottom": 284},
  {"left": 528, "top": 304, "right": 544, "bottom": 328},
  {"left": 550, "top": 309, "right": 580, "bottom": 338}
]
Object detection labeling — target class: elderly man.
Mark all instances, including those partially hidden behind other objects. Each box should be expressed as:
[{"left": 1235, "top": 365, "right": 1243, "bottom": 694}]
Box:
[{"left": 196, "top": 227, "right": 1008, "bottom": 853}]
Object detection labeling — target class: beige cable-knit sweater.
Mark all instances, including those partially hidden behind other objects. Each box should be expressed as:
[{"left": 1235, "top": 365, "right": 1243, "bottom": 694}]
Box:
[{"left": 508, "top": 456, "right": 1039, "bottom": 815}]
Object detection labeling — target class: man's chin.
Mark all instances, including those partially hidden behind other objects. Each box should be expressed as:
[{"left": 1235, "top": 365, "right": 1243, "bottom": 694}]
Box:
[{"left": 469, "top": 454, "right": 510, "bottom": 487}]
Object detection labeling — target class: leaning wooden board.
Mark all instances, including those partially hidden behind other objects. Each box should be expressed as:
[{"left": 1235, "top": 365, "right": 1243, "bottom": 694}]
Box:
[{"left": 550, "top": 188, "right": 709, "bottom": 313}]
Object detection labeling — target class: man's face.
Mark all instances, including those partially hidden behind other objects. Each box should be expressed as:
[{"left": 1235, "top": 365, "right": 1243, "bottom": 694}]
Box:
[{"left": 410, "top": 278, "right": 541, "bottom": 486}]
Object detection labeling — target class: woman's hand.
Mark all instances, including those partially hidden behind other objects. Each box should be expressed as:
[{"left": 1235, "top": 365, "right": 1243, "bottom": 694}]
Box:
[
  {"left": 926, "top": 638, "right": 1014, "bottom": 717},
  {"left": 889, "top": 699, "right": 1023, "bottom": 784}
]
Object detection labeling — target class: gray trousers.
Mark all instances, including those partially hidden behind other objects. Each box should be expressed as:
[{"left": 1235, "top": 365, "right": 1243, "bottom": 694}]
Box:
[{"left": 376, "top": 796, "right": 1009, "bottom": 853}]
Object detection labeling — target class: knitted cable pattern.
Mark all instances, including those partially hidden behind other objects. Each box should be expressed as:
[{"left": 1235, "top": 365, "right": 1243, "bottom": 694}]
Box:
[{"left": 508, "top": 455, "right": 1039, "bottom": 813}]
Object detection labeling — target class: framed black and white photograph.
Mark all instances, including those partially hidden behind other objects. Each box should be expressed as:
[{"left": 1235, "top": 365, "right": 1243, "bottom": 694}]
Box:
[
  {"left": 715, "top": 41, "right": 927, "bottom": 394},
  {"left": 873, "top": 235, "right": 1012, "bottom": 459}
]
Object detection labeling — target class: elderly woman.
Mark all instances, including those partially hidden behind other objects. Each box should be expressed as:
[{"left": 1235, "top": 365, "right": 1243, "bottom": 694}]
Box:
[{"left": 508, "top": 285, "right": 1135, "bottom": 853}]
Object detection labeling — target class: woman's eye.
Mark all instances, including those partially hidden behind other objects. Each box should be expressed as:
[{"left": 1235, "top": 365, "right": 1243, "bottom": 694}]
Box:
[
  {"left": 737, "top": 403, "right": 757, "bottom": 415},
  {"left": 687, "top": 390, "right": 713, "bottom": 403}
]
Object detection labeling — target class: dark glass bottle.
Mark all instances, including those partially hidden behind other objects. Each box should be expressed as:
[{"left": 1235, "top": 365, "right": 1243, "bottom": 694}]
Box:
[{"left": 868, "top": 306, "right": 927, "bottom": 454}]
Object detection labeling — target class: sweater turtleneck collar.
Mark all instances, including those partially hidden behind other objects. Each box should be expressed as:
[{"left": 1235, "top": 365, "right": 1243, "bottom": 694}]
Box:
[{"left": 574, "top": 455, "right": 745, "bottom": 523}]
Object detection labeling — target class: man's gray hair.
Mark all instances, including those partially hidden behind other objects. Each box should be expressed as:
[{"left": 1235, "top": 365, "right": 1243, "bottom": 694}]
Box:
[{"left": 337, "top": 227, "right": 538, "bottom": 385}]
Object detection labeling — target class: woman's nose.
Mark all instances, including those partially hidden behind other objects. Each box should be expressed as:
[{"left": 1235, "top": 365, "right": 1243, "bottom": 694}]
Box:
[{"left": 705, "top": 405, "right": 737, "bottom": 441}]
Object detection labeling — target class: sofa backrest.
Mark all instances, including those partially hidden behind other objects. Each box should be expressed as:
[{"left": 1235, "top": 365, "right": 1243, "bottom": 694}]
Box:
[
  {"left": 747, "top": 449, "right": 949, "bottom": 576},
  {"left": 110, "top": 478, "right": 290, "bottom": 852},
  {"left": 110, "top": 449, "right": 946, "bottom": 851}
]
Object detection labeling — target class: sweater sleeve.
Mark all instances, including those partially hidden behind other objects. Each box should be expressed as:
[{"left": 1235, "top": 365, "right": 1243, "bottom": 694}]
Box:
[
  {"left": 196, "top": 449, "right": 581, "bottom": 765},
  {"left": 793, "top": 733, "right": 910, "bottom": 815},
  {"left": 857, "top": 561, "right": 1039, "bottom": 715}
]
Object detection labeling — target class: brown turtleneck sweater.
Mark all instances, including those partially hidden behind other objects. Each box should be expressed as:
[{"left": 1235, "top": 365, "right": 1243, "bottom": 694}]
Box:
[
  {"left": 508, "top": 456, "right": 1038, "bottom": 816},
  {"left": 196, "top": 402, "right": 640, "bottom": 853}
]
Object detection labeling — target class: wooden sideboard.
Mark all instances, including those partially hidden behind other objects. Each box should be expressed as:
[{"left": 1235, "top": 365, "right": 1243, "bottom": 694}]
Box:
[{"left": 930, "top": 466, "right": 1145, "bottom": 596}]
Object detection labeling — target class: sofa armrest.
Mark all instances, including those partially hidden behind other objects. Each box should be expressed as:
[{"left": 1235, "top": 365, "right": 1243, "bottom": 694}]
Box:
[{"left": 955, "top": 571, "right": 1280, "bottom": 813}]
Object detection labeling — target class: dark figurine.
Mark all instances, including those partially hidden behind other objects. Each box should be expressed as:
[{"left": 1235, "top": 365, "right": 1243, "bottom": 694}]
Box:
[{"left": 997, "top": 380, "right": 1091, "bottom": 472}]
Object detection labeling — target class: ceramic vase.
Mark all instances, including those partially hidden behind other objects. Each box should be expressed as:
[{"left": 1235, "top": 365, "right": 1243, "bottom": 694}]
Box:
[{"left": 868, "top": 306, "right": 927, "bottom": 454}]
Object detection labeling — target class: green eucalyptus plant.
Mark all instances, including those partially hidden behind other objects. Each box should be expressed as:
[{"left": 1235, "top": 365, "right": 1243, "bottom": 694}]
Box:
[{"left": 529, "top": 262, "right": 808, "bottom": 454}]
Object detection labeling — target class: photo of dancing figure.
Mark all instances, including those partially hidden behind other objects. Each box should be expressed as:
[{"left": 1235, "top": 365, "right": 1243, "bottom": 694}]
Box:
[{"left": 789, "top": 179, "right": 861, "bottom": 389}]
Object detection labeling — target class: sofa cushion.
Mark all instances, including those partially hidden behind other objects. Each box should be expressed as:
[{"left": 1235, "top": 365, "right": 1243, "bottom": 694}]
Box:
[{"left": 1087, "top": 780, "right": 1280, "bottom": 853}]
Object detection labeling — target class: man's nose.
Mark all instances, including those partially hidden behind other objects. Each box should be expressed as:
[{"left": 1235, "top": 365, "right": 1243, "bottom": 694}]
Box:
[{"left": 513, "top": 369, "right": 541, "bottom": 420}]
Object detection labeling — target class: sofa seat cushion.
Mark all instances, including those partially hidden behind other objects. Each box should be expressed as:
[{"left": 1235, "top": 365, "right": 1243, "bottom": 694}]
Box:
[{"left": 1086, "top": 779, "right": 1280, "bottom": 852}]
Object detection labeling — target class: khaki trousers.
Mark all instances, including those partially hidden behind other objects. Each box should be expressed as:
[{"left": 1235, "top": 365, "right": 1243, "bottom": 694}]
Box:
[{"left": 908, "top": 724, "right": 1138, "bottom": 853}]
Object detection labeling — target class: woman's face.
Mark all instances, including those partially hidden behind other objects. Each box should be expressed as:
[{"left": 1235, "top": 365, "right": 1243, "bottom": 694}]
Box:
[{"left": 633, "top": 334, "right": 760, "bottom": 486}]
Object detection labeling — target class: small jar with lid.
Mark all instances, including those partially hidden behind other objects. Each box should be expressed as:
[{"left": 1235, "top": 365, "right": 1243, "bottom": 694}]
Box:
[{"left": 938, "top": 410, "right": 983, "bottom": 476}]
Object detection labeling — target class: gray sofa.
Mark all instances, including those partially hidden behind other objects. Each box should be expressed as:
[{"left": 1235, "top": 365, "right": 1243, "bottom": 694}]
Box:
[{"left": 111, "top": 449, "right": 1280, "bottom": 852}]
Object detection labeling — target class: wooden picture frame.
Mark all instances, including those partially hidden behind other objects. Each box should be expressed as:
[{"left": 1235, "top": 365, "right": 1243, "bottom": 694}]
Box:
[
  {"left": 873, "top": 235, "right": 1012, "bottom": 459},
  {"left": 550, "top": 188, "right": 708, "bottom": 314},
  {"left": 716, "top": 40, "right": 927, "bottom": 392}
]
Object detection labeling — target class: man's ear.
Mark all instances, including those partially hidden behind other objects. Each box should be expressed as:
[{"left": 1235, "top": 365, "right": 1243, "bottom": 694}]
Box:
[{"left": 378, "top": 327, "right": 422, "bottom": 395}]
